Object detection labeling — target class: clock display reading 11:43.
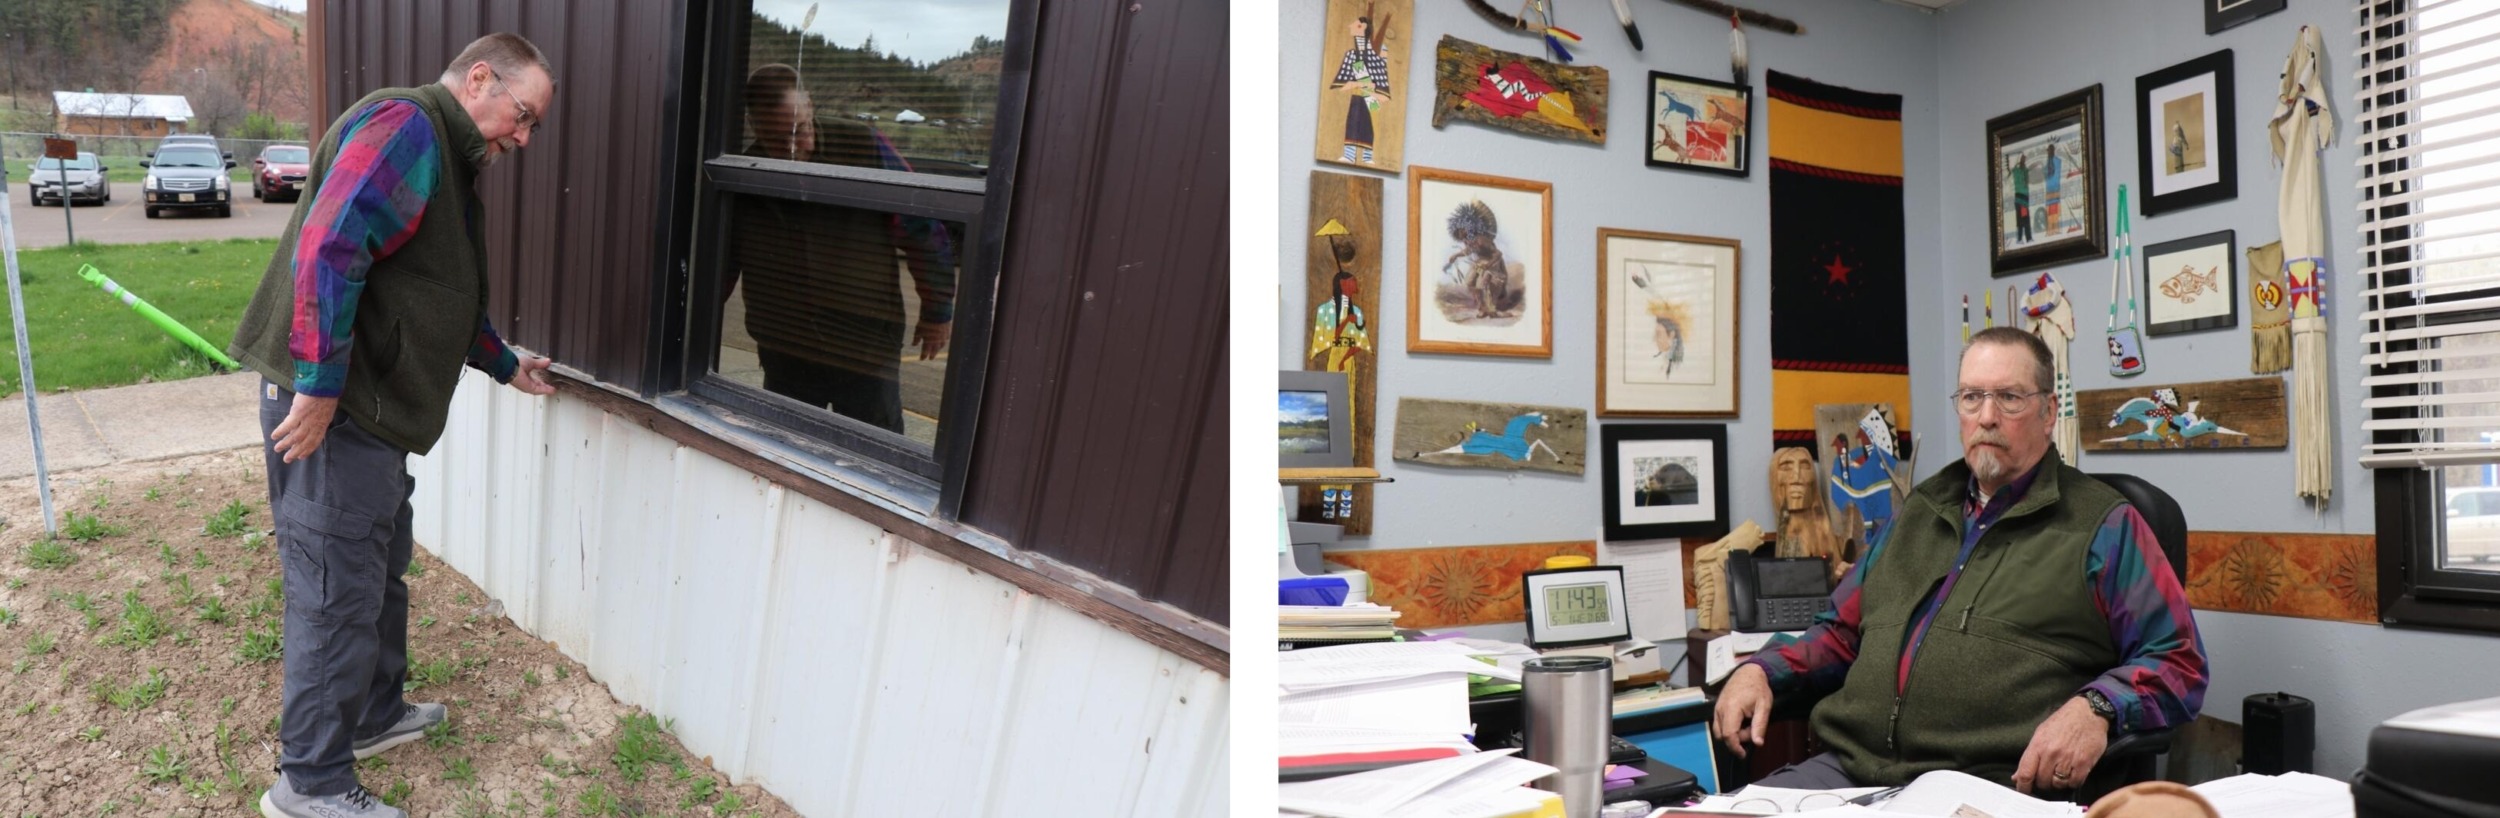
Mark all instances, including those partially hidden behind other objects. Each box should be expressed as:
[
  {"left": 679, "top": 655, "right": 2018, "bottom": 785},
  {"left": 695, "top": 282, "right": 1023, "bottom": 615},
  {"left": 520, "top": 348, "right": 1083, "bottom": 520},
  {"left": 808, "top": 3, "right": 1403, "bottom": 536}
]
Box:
[{"left": 1545, "top": 582, "right": 1612, "bottom": 627}]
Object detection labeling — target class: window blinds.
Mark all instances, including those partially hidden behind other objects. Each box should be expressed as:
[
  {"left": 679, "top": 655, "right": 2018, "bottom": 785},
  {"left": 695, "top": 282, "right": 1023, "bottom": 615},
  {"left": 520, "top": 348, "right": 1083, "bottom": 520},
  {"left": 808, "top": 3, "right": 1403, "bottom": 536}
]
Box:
[{"left": 2357, "top": 0, "right": 2500, "bottom": 468}]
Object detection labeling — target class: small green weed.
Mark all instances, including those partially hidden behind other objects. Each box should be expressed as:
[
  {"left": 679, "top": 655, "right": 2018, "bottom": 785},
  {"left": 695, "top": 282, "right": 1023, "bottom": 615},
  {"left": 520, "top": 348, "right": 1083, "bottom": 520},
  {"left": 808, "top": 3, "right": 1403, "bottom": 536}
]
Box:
[
  {"left": 103, "top": 591, "right": 168, "bottom": 649},
  {"left": 61, "top": 512, "right": 122, "bottom": 542},
  {"left": 203, "top": 501, "right": 251, "bottom": 538},
  {"left": 197, "top": 597, "right": 230, "bottom": 625},
  {"left": 21, "top": 540, "right": 76, "bottom": 570},
  {"left": 238, "top": 626, "right": 282, "bottom": 663},
  {"left": 138, "top": 744, "right": 185, "bottom": 783},
  {"left": 611, "top": 713, "right": 676, "bottom": 783}
]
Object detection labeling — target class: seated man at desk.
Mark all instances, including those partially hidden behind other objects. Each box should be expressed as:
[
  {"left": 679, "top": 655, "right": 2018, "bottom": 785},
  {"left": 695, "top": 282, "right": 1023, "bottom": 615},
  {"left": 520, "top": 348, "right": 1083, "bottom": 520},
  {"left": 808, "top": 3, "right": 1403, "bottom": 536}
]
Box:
[{"left": 1712, "top": 327, "right": 2207, "bottom": 794}]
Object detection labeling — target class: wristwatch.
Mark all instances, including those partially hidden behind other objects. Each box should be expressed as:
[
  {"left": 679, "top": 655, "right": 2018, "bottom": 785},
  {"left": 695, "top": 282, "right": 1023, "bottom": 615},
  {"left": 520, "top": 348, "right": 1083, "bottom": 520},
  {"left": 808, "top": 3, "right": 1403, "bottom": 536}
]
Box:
[{"left": 2081, "top": 689, "right": 2119, "bottom": 730}]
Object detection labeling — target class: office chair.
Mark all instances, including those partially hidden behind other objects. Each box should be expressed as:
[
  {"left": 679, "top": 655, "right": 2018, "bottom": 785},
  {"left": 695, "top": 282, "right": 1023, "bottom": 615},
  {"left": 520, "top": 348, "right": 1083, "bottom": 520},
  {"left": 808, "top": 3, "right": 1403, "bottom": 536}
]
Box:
[{"left": 2077, "top": 472, "right": 2189, "bottom": 803}]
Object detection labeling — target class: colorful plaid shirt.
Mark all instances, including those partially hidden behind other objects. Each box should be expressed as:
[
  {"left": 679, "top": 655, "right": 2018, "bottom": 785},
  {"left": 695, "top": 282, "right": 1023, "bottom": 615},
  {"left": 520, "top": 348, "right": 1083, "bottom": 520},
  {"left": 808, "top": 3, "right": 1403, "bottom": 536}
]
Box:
[
  {"left": 288, "top": 98, "right": 516, "bottom": 398},
  {"left": 1744, "top": 461, "right": 2208, "bottom": 735}
]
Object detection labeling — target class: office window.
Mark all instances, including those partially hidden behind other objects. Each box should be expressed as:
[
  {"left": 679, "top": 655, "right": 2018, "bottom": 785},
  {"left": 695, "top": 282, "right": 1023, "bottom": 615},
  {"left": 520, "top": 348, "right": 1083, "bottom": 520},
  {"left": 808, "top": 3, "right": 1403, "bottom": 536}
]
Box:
[
  {"left": 2358, "top": 0, "right": 2500, "bottom": 629},
  {"left": 680, "top": 0, "right": 1030, "bottom": 504}
]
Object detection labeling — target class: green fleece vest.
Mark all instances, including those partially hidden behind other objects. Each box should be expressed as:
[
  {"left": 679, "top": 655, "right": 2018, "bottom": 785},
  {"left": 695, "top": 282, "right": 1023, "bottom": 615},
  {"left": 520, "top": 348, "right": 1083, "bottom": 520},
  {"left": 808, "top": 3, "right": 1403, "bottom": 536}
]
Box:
[
  {"left": 1808, "top": 453, "right": 2126, "bottom": 787},
  {"left": 227, "top": 84, "right": 489, "bottom": 456}
]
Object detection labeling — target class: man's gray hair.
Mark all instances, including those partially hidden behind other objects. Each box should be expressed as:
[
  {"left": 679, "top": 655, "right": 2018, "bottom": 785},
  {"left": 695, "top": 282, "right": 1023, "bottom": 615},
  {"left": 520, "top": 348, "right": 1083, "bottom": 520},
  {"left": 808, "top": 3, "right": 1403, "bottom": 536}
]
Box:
[
  {"left": 1963, "top": 326, "right": 2054, "bottom": 394},
  {"left": 439, "top": 33, "right": 555, "bottom": 90}
]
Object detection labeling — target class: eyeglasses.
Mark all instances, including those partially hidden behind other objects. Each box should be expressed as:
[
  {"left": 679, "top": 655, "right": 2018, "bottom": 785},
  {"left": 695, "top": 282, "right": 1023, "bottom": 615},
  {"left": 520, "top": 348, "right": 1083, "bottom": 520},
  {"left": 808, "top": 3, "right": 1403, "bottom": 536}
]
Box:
[
  {"left": 484, "top": 67, "right": 542, "bottom": 136},
  {"left": 1951, "top": 388, "right": 2047, "bottom": 417}
]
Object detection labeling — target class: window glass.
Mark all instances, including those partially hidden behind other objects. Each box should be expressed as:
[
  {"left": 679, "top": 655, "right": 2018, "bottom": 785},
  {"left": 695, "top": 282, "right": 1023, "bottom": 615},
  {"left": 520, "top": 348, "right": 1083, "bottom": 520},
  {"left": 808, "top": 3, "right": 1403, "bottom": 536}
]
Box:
[
  {"left": 738, "top": 1, "right": 1009, "bottom": 178},
  {"left": 265, "top": 147, "right": 310, "bottom": 163},
  {"left": 2434, "top": 330, "right": 2500, "bottom": 573},
  {"left": 714, "top": 191, "right": 964, "bottom": 446}
]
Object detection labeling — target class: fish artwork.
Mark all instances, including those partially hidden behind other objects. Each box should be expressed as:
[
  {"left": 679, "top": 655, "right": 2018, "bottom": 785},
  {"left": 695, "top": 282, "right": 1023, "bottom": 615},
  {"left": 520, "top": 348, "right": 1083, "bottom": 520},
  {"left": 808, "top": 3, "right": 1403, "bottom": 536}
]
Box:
[{"left": 2160, "top": 264, "right": 2220, "bottom": 303}]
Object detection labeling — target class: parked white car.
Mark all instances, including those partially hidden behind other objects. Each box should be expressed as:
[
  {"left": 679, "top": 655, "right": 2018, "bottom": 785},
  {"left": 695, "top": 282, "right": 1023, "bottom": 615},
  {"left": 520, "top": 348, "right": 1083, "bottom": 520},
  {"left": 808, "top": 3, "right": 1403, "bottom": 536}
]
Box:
[{"left": 2443, "top": 487, "right": 2500, "bottom": 563}]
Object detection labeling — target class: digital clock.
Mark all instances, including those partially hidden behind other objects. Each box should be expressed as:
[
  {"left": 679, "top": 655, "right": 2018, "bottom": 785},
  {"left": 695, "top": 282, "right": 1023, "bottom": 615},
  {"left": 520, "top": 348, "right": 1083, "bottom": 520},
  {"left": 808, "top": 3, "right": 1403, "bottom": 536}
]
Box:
[{"left": 1522, "top": 565, "right": 1632, "bottom": 648}]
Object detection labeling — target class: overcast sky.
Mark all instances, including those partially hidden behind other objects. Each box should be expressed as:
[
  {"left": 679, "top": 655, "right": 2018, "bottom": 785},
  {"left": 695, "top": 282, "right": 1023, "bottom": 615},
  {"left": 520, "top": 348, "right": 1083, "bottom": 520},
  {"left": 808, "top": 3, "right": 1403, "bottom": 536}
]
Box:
[
  {"left": 750, "top": 0, "right": 1006, "bottom": 65},
  {"left": 246, "top": 1, "right": 1002, "bottom": 65}
]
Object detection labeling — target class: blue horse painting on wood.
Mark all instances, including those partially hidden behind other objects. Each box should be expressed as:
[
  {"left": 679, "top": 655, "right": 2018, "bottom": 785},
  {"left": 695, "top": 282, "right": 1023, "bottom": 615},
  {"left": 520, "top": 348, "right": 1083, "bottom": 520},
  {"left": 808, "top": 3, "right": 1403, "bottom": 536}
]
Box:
[
  {"left": 2075, "top": 378, "right": 2286, "bottom": 452},
  {"left": 1392, "top": 397, "right": 1587, "bottom": 475}
]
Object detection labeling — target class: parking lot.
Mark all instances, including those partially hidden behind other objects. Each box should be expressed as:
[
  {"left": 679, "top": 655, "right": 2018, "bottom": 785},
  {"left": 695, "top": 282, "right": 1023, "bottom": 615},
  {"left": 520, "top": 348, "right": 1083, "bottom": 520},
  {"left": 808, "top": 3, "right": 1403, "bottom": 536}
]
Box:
[{"left": 3, "top": 185, "right": 293, "bottom": 249}]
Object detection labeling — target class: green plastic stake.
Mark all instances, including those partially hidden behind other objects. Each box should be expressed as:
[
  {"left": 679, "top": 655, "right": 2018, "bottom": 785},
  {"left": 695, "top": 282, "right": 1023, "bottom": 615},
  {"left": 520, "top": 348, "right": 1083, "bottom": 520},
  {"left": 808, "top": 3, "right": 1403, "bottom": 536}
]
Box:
[{"left": 75, "top": 264, "right": 241, "bottom": 370}]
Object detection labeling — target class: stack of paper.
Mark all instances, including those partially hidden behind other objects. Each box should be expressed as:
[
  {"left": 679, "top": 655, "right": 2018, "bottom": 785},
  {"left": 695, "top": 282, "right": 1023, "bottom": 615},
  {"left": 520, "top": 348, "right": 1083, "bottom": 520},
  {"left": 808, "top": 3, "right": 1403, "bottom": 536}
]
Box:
[
  {"left": 1280, "top": 749, "right": 1562, "bottom": 818},
  {"left": 1692, "top": 770, "right": 2083, "bottom": 817},
  {"left": 1282, "top": 603, "right": 1402, "bottom": 641},
  {"left": 1279, "top": 642, "right": 1529, "bottom": 779},
  {"left": 2191, "top": 771, "right": 2352, "bottom": 818}
]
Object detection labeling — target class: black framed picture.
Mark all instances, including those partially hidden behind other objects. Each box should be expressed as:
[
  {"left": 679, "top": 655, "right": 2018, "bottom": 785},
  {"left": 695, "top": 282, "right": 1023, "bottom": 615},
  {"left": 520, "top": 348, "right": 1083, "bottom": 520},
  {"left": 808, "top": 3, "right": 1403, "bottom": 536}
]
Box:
[
  {"left": 1646, "top": 71, "right": 1751, "bottom": 177},
  {"left": 2144, "top": 230, "right": 2239, "bottom": 336},
  {"left": 2206, "top": 0, "right": 2286, "bottom": 35},
  {"left": 1600, "top": 423, "right": 1729, "bottom": 541},
  {"left": 1987, "top": 85, "right": 2107, "bottom": 277},
  {"left": 2137, "top": 50, "right": 2237, "bottom": 217}
]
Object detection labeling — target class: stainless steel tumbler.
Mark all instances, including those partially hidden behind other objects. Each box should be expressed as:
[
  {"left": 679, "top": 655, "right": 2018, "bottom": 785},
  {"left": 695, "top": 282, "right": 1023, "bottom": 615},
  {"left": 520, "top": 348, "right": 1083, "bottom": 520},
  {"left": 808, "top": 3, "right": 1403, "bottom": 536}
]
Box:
[{"left": 1522, "top": 655, "right": 1613, "bottom": 818}]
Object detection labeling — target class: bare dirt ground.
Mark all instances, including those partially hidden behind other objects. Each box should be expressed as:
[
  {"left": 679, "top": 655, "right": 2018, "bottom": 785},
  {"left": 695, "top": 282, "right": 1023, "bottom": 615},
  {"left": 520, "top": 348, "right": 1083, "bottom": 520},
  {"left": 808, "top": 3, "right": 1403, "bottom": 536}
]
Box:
[{"left": 0, "top": 449, "right": 799, "bottom": 817}]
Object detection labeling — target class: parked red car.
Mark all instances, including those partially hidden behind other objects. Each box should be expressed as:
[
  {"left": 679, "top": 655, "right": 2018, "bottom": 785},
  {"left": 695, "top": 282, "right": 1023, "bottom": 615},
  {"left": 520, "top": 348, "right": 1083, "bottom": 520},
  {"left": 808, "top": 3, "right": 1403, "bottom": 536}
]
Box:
[{"left": 251, "top": 144, "right": 311, "bottom": 203}]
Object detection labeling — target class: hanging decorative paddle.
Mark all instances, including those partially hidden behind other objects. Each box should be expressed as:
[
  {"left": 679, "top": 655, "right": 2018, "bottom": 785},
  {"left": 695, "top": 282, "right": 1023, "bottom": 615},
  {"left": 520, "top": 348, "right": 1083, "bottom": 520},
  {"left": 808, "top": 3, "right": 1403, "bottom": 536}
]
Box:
[
  {"left": 2022, "top": 272, "right": 2081, "bottom": 464},
  {"left": 2106, "top": 184, "right": 2146, "bottom": 377}
]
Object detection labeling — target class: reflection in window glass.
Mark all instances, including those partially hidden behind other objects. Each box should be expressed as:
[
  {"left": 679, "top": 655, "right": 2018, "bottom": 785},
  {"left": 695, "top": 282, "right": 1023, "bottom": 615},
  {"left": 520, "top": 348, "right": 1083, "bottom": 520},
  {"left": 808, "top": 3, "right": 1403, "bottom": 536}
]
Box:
[
  {"left": 740, "top": 1, "right": 1009, "bottom": 178},
  {"left": 715, "top": 192, "right": 963, "bottom": 445},
  {"left": 2432, "top": 330, "right": 2500, "bottom": 573}
]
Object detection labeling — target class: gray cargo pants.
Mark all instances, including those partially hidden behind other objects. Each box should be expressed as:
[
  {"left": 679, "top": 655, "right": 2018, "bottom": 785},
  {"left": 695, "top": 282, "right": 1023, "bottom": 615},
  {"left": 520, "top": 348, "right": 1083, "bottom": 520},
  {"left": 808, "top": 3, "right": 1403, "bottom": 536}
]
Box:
[{"left": 259, "top": 379, "right": 415, "bottom": 797}]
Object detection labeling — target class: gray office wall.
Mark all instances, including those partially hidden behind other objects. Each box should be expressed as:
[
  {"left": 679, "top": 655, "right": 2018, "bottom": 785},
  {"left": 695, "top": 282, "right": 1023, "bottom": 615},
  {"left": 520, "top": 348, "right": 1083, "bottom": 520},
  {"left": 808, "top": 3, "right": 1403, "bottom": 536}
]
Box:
[
  {"left": 1279, "top": 0, "right": 2500, "bottom": 779},
  {"left": 1931, "top": 0, "right": 2500, "bottom": 780}
]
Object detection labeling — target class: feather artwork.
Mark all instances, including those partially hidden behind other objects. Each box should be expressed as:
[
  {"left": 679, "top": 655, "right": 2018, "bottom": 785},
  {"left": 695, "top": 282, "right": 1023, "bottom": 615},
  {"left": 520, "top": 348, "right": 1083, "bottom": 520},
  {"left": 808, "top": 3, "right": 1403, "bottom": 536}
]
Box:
[
  {"left": 1610, "top": 0, "right": 1643, "bottom": 51},
  {"left": 1461, "top": 0, "right": 1528, "bottom": 31},
  {"left": 1729, "top": 10, "right": 1749, "bottom": 85},
  {"left": 1458, "top": 0, "right": 1578, "bottom": 62}
]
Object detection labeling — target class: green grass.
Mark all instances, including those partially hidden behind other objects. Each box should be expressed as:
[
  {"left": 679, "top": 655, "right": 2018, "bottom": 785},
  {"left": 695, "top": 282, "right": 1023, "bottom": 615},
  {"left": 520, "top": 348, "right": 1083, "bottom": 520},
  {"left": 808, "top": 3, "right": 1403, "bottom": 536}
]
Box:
[
  {"left": 102, "top": 590, "right": 168, "bottom": 649},
  {"left": 60, "top": 512, "right": 122, "bottom": 542},
  {"left": 0, "top": 239, "right": 275, "bottom": 393},
  {"left": 90, "top": 667, "right": 169, "bottom": 710},
  {"left": 138, "top": 743, "right": 185, "bottom": 783}
]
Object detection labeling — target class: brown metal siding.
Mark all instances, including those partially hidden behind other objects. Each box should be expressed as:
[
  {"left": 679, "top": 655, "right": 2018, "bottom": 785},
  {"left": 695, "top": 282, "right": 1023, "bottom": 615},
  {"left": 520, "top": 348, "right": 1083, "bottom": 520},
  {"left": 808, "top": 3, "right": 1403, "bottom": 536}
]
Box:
[
  {"left": 965, "top": 0, "right": 1230, "bottom": 624},
  {"left": 316, "top": 0, "right": 666, "bottom": 392},
  {"left": 317, "top": 0, "right": 1229, "bottom": 626}
]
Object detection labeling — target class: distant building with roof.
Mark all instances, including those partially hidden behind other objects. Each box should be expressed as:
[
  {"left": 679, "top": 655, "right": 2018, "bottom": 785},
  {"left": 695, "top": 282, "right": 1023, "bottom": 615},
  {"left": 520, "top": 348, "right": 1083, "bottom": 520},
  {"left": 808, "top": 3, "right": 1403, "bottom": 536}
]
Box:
[{"left": 52, "top": 91, "right": 197, "bottom": 137}]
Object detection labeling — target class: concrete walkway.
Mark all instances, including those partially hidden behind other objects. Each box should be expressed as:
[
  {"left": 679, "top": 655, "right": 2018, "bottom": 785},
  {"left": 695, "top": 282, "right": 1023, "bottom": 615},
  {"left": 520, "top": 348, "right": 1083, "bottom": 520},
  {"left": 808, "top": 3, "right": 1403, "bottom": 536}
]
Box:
[{"left": 0, "top": 371, "right": 263, "bottom": 479}]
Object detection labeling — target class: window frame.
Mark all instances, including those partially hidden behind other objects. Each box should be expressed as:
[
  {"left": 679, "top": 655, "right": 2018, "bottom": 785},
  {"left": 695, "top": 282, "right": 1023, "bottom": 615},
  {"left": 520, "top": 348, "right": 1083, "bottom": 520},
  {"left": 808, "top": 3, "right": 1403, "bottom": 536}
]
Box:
[
  {"left": 661, "top": 0, "right": 1036, "bottom": 518},
  {"left": 2365, "top": 0, "right": 2500, "bottom": 633}
]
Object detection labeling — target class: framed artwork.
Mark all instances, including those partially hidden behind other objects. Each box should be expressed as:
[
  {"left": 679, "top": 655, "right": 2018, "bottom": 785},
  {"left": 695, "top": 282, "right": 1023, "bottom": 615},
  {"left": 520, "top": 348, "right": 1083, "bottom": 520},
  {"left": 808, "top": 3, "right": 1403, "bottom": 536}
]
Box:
[
  {"left": 2137, "top": 50, "right": 2237, "bottom": 217},
  {"left": 1597, "top": 228, "right": 1740, "bottom": 417},
  {"left": 1430, "top": 35, "right": 1610, "bottom": 145},
  {"left": 1278, "top": 370, "right": 1353, "bottom": 469},
  {"left": 1391, "top": 397, "right": 1587, "bottom": 475},
  {"left": 2076, "top": 377, "right": 2286, "bottom": 451},
  {"left": 1987, "top": 85, "right": 2107, "bottom": 277},
  {"left": 1408, "top": 166, "right": 1553, "bottom": 357},
  {"left": 1602, "top": 423, "right": 1730, "bottom": 541},
  {"left": 1646, "top": 71, "right": 1751, "bottom": 177},
  {"left": 1313, "top": 0, "right": 1412, "bottom": 172},
  {"left": 2145, "top": 230, "right": 2239, "bottom": 336},
  {"left": 2206, "top": 0, "right": 2286, "bottom": 35}
]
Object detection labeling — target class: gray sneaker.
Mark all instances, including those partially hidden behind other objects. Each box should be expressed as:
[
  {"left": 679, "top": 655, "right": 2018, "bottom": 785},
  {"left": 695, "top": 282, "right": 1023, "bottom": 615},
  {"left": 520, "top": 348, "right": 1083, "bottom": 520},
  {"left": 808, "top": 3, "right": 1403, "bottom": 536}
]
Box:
[
  {"left": 351, "top": 702, "right": 448, "bottom": 760},
  {"left": 260, "top": 771, "right": 404, "bottom": 818}
]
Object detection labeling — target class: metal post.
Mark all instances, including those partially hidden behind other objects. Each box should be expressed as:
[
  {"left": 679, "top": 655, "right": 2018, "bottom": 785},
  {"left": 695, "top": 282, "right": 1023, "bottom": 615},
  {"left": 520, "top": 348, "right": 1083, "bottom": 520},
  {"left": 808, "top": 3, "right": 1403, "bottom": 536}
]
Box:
[
  {"left": 56, "top": 162, "right": 73, "bottom": 246},
  {"left": 0, "top": 172, "right": 57, "bottom": 537}
]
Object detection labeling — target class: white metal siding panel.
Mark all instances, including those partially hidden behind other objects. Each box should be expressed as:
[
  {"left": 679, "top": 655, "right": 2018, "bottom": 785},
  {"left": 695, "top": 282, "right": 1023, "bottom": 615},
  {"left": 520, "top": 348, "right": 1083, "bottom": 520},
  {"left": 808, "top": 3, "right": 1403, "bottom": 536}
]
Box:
[
  {"left": 404, "top": 372, "right": 1227, "bottom": 817},
  {"left": 736, "top": 493, "right": 890, "bottom": 814},
  {"left": 845, "top": 540, "right": 1026, "bottom": 816}
]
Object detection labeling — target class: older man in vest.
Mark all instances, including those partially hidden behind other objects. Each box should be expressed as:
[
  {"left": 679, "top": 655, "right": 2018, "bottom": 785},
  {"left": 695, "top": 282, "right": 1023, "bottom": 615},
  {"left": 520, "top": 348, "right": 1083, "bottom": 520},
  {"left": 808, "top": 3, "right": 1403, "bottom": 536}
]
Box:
[
  {"left": 228, "top": 32, "right": 558, "bottom": 818},
  {"left": 1713, "top": 327, "right": 2207, "bottom": 795}
]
